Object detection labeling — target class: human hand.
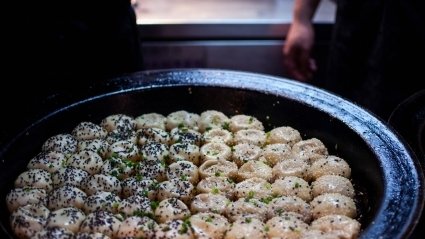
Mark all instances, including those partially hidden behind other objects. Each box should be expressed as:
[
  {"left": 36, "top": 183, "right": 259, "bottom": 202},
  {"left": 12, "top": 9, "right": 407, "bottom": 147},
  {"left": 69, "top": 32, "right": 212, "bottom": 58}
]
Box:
[{"left": 283, "top": 21, "right": 317, "bottom": 82}]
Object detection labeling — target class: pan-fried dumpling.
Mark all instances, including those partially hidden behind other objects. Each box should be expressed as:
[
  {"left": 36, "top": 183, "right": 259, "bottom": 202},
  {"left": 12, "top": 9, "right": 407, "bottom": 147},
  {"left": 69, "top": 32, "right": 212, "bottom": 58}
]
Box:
[
  {"left": 67, "top": 150, "right": 104, "bottom": 175},
  {"left": 199, "top": 160, "right": 238, "bottom": 179},
  {"left": 46, "top": 207, "right": 85, "bottom": 233},
  {"left": 116, "top": 216, "right": 158, "bottom": 239},
  {"left": 79, "top": 211, "right": 121, "bottom": 238},
  {"left": 266, "top": 126, "right": 302, "bottom": 147},
  {"left": 155, "top": 198, "right": 191, "bottom": 223},
  {"left": 233, "top": 129, "right": 267, "bottom": 146},
  {"left": 200, "top": 142, "right": 232, "bottom": 163},
  {"left": 229, "top": 115, "right": 264, "bottom": 132},
  {"left": 203, "top": 128, "right": 233, "bottom": 145},
  {"left": 6, "top": 188, "right": 47, "bottom": 212},
  {"left": 135, "top": 113, "right": 167, "bottom": 130},
  {"left": 72, "top": 122, "right": 107, "bottom": 141},
  {"left": 237, "top": 160, "right": 272, "bottom": 182},
  {"left": 47, "top": 186, "right": 87, "bottom": 210},
  {"left": 231, "top": 143, "right": 262, "bottom": 167},
  {"left": 15, "top": 169, "right": 53, "bottom": 192},
  {"left": 169, "top": 143, "right": 200, "bottom": 165},
  {"left": 190, "top": 212, "right": 229, "bottom": 239},
  {"left": 100, "top": 114, "right": 136, "bottom": 133},
  {"left": 292, "top": 138, "right": 328, "bottom": 163},
  {"left": 272, "top": 176, "right": 312, "bottom": 202},
  {"left": 166, "top": 110, "right": 200, "bottom": 130},
  {"left": 10, "top": 204, "right": 50, "bottom": 239},
  {"left": 42, "top": 134, "right": 77, "bottom": 155},
  {"left": 199, "top": 110, "right": 230, "bottom": 133},
  {"left": 310, "top": 193, "right": 357, "bottom": 219},
  {"left": 224, "top": 216, "right": 267, "bottom": 239},
  {"left": 190, "top": 193, "right": 229, "bottom": 215}
]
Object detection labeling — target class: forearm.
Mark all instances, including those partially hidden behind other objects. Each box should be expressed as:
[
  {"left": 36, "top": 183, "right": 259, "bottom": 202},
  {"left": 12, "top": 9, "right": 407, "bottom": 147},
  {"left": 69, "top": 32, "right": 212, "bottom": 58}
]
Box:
[{"left": 292, "top": 0, "right": 321, "bottom": 25}]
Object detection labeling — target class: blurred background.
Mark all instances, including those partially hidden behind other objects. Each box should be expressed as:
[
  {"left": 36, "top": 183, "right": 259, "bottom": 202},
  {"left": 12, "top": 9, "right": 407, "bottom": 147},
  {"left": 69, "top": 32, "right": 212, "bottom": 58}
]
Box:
[{"left": 135, "top": 0, "right": 335, "bottom": 87}]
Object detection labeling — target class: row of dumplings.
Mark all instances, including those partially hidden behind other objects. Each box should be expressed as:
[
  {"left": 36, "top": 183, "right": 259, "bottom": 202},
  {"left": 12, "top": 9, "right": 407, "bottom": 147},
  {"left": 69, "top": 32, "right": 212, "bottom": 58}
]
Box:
[{"left": 6, "top": 110, "right": 361, "bottom": 238}]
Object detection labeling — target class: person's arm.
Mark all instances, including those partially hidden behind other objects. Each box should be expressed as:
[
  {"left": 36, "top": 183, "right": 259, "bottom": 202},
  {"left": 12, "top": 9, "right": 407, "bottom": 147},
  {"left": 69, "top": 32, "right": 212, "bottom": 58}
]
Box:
[{"left": 283, "top": 0, "right": 321, "bottom": 82}]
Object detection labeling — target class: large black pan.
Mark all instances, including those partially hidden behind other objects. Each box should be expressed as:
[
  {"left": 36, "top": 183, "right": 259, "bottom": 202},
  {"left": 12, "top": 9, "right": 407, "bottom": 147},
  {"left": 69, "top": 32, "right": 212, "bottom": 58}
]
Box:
[{"left": 0, "top": 69, "right": 423, "bottom": 238}]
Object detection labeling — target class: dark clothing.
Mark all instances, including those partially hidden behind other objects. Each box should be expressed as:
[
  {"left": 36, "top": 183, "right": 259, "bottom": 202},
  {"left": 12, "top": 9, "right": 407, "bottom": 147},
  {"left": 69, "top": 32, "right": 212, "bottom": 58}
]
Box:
[
  {"left": 2, "top": 0, "right": 143, "bottom": 145},
  {"left": 11, "top": 0, "right": 143, "bottom": 96},
  {"left": 326, "top": 0, "right": 425, "bottom": 119}
]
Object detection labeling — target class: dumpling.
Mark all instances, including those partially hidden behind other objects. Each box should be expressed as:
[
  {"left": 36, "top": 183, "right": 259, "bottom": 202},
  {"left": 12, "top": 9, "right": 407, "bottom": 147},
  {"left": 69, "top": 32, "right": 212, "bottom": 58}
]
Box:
[
  {"left": 166, "top": 110, "right": 200, "bottom": 130},
  {"left": 267, "top": 196, "right": 312, "bottom": 223},
  {"left": 67, "top": 150, "right": 104, "bottom": 175},
  {"left": 203, "top": 128, "right": 233, "bottom": 145},
  {"left": 42, "top": 134, "right": 77, "bottom": 155},
  {"left": 190, "top": 212, "right": 229, "bottom": 239},
  {"left": 81, "top": 174, "right": 122, "bottom": 196},
  {"left": 272, "top": 176, "right": 312, "bottom": 202},
  {"left": 157, "top": 179, "right": 195, "bottom": 204},
  {"left": 225, "top": 198, "right": 268, "bottom": 222},
  {"left": 231, "top": 143, "right": 262, "bottom": 167},
  {"left": 100, "top": 114, "right": 136, "bottom": 132},
  {"left": 169, "top": 143, "right": 200, "bottom": 165},
  {"left": 272, "top": 158, "right": 309, "bottom": 181},
  {"left": 292, "top": 138, "right": 328, "bottom": 163},
  {"left": 167, "top": 161, "right": 199, "bottom": 184},
  {"left": 267, "top": 126, "right": 302, "bottom": 147},
  {"left": 170, "top": 127, "right": 202, "bottom": 146},
  {"left": 135, "top": 113, "right": 167, "bottom": 130},
  {"left": 233, "top": 129, "right": 267, "bottom": 146},
  {"left": 27, "top": 151, "right": 66, "bottom": 173},
  {"left": 79, "top": 211, "right": 121, "bottom": 237},
  {"left": 6, "top": 188, "right": 47, "bottom": 212},
  {"left": 224, "top": 216, "right": 267, "bottom": 239},
  {"left": 139, "top": 141, "right": 169, "bottom": 162},
  {"left": 137, "top": 158, "right": 167, "bottom": 182},
  {"left": 310, "top": 214, "right": 361, "bottom": 239},
  {"left": 266, "top": 214, "right": 309, "bottom": 239},
  {"left": 199, "top": 160, "right": 238, "bottom": 179},
  {"left": 10, "top": 204, "right": 50, "bottom": 239},
  {"left": 51, "top": 167, "right": 89, "bottom": 189},
  {"left": 137, "top": 127, "right": 170, "bottom": 145},
  {"left": 116, "top": 216, "right": 158, "bottom": 239},
  {"left": 229, "top": 115, "right": 264, "bottom": 132},
  {"left": 311, "top": 175, "right": 355, "bottom": 198},
  {"left": 46, "top": 207, "right": 85, "bottom": 233},
  {"left": 107, "top": 140, "right": 140, "bottom": 161},
  {"left": 237, "top": 160, "right": 272, "bottom": 182},
  {"left": 121, "top": 177, "right": 158, "bottom": 200},
  {"left": 196, "top": 176, "right": 235, "bottom": 199},
  {"left": 198, "top": 110, "right": 230, "bottom": 133},
  {"left": 118, "top": 195, "right": 152, "bottom": 217},
  {"left": 14, "top": 169, "right": 53, "bottom": 192},
  {"left": 47, "top": 186, "right": 87, "bottom": 210},
  {"left": 72, "top": 121, "right": 107, "bottom": 140},
  {"left": 309, "top": 156, "right": 351, "bottom": 181},
  {"left": 261, "top": 143, "right": 292, "bottom": 166},
  {"left": 310, "top": 193, "right": 357, "bottom": 219},
  {"left": 155, "top": 198, "right": 191, "bottom": 223},
  {"left": 155, "top": 219, "right": 195, "bottom": 239},
  {"left": 190, "top": 193, "right": 229, "bottom": 215},
  {"left": 77, "top": 139, "right": 109, "bottom": 158},
  {"left": 234, "top": 177, "right": 273, "bottom": 200},
  {"left": 83, "top": 191, "right": 121, "bottom": 214},
  {"left": 200, "top": 142, "right": 232, "bottom": 163}
]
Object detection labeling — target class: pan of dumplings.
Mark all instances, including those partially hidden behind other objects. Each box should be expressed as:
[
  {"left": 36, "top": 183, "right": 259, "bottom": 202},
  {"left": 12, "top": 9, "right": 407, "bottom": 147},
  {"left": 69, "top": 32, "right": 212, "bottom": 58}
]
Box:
[{"left": 0, "top": 69, "right": 423, "bottom": 239}]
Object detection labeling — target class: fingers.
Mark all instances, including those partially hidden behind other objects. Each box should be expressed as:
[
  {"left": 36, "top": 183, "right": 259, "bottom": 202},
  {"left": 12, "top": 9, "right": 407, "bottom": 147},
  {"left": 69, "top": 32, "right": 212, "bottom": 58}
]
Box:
[{"left": 283, "top": 46, "right": 316, "bottom": 82}]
